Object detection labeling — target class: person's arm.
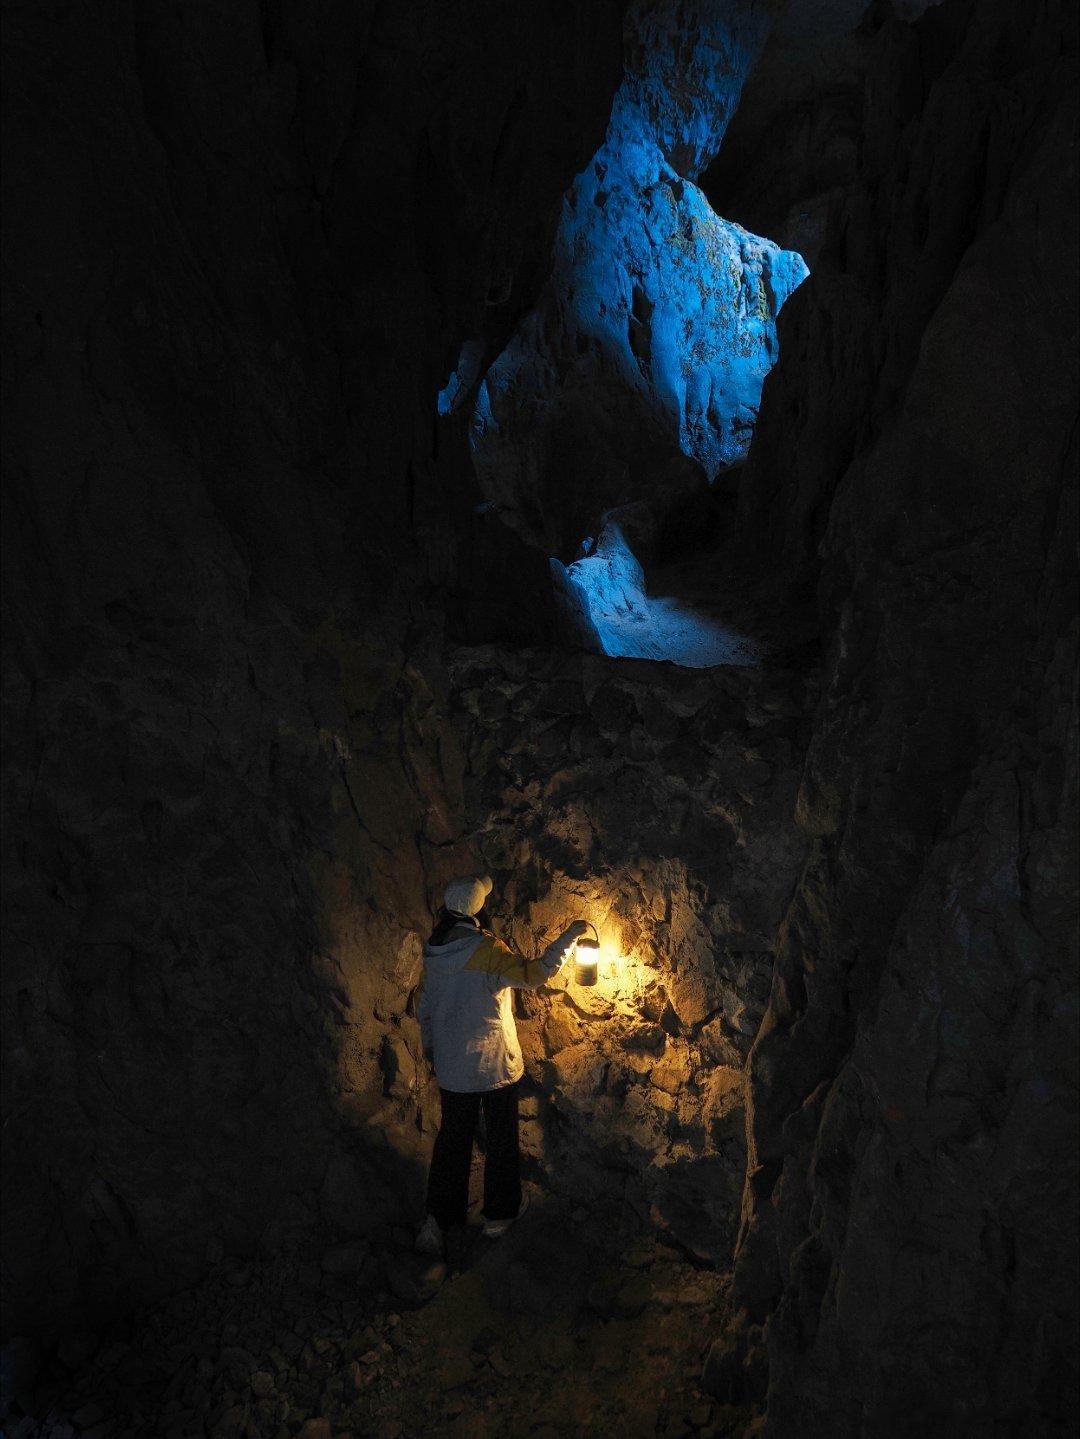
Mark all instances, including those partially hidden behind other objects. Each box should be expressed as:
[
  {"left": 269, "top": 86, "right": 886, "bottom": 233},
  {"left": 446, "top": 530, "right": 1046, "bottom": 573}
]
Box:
[{"left": 464, "top": 923, "right": 589, "bottom": 990}]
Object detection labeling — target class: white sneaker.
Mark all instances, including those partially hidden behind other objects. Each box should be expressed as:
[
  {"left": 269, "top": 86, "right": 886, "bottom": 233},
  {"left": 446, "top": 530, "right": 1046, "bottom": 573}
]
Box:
[
  {"left": 482, "top": 1190, "right": 530, "bottom": 1238},
  {"left": 415, "top": 1214, "right": 442, "bottom": 1256}
]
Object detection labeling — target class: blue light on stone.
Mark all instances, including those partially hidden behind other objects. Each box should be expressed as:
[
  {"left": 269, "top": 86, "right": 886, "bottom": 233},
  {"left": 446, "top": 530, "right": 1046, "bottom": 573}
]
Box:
[
  {"left": 436, "top": 339, "right": 486, "bottom": 419},
  {"left": 436, "top": 377, "right": 458, "bottom": 417},
  {"left": 552, "top": 520, "right": 759, "bottom": 667},
  {"left": 468, "top": 0, "right": 809, "bottom": 664}
]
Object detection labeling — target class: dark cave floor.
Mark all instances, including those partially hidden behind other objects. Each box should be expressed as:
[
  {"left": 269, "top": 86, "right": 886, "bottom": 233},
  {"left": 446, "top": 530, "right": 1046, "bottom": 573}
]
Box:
[{"left": 9, "top": 1185, "right": 751, "bottom": 1439}]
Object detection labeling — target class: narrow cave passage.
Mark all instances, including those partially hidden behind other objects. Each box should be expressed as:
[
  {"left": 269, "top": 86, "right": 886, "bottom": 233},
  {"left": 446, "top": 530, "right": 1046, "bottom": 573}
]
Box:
[
  {"left": 422, "top": 0, "right": 817, "bottom": 1283},
  {"left": 320, "top": 6, "right": 824, "bottom": 1434},
  {"left": 409, "top": 19, "right": 820, "bottom": 1371},
  {"left": 19, "top": 10, "right": 818, "bottom": 1439},
  {"left": 10, "top": 0, "right": 822, "bottom": 1432}
]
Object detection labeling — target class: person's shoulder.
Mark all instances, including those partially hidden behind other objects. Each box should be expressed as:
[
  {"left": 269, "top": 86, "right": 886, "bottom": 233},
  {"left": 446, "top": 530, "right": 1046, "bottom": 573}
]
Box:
[
  {"left": 464, "top": 933, "right": 515, "bottom": 969},
  {"left": 426, "top": 925, "right": 488, "bottom": 952}
]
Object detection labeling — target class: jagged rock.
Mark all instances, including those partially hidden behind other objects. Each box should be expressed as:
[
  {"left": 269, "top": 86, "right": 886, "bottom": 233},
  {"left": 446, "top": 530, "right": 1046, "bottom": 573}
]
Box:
[
  {"left": 542, "top": 1006, "right": 584, "bottom": 1055},
  {"left": 219, "top": 1347, "right": 257, "bottom": 1385},
  {"left": 69, "top": 1401, "right": 105, "bottom": 1428},
  {"left": 545, "top": 1047, "right": 609, "bottom": 1101},
  {"left": 56, "top": 1334, "right": 97, "bottom": 1372},
  {"left": 450, "top": 646, "right": 808, "bottom": 1265},
  {"left": 471, "top": 0, "right": 807, "bottom": 556},
  {"left": 649, "top": 1054, "right": 685, "bottom": 1095},
  {"left": 376, "top": 1037, "right": 409, "bottom": 1102},
  {"left": 209, "top": 1405, "right": 247, "bottom": 1439},
  {"left": 297, "top": 1420, "right": 332, "bottom": 1439},
  {"left": 320, "top": 1242, "right": 370, "bottom": 1277},
  {"left": 699, "top": 1068, "right": 744, "bottom": 1146},
  {"left": 624, "top": 1024, "right": 666, "bottom": 1053},
  {"left": 716, "top": 1, "right": 1080, "bottom": 1431},
  {"left": 700, "top": 1319, "right": 766, "bottom": 1404},
  {"left": 384, "top": 1257, "right": 446, "bottom": 1309},
  {"left": 586, "top": 1270, "right": 654, "bottom": 1319}
]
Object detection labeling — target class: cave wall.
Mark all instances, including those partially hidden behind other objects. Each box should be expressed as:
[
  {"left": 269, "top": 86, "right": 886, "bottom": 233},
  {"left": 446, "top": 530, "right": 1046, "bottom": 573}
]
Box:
[
  {"left": 1, "top": 0, "right": 625, "bottom": 1340},
  {"left": 706, "top": 2, "right": 1078, "bottom": 1433},
  {"left": 446, "top": 644, "right": 814, "bottom": 1266}
]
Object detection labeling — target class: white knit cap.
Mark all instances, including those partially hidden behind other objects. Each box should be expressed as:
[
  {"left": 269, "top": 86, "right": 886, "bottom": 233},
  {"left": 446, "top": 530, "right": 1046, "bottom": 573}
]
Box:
[{"left": 443, "top": 873, "right": 493, "bottom": 917}]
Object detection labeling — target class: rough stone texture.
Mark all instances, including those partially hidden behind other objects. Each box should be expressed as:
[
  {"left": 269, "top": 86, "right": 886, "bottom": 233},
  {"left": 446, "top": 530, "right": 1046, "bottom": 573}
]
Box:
[
  {"left": 447, "top": 645, "right": 813, "bottom": 1264},
  {"left": 712, "top": 2, "right": 1079, "bottom": 1434},
  {"left": 553, "top": 501, "right": 766, "bottom": 665},
  {"left": 1, "top": 0, "right": 624, "bottom": 1341},
  {"left": 470, "top": 0, "right": 808, "bottom": 560},
  {"left": 702, "top": 25, "right": 871, "bottom": 269},
  {"left": 0, "top": 1211, "right": 731, "bottom": 1439}
]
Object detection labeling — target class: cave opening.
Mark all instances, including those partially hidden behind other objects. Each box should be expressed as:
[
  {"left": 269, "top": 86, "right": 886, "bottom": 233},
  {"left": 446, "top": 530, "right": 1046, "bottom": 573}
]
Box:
[{"left": 439, "top": 2, "right": 807, "bottom": 667}]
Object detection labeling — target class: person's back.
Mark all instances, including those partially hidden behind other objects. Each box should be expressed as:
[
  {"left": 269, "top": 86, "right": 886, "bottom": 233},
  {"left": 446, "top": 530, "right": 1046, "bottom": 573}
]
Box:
[{"left": 420, "top": 914, "right": 577, "bottom": 1093}]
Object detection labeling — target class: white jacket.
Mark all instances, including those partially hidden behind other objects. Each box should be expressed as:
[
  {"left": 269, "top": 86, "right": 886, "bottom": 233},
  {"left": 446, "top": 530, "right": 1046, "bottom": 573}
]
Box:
[{"left": 416, "top": 922, "right": 579, "bottom": 1093}]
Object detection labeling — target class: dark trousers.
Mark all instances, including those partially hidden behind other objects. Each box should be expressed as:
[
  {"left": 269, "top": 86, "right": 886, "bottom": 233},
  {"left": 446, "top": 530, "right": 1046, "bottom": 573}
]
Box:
[{"left": 426, "top": 1080, "right": 521, "bottom": 1229}]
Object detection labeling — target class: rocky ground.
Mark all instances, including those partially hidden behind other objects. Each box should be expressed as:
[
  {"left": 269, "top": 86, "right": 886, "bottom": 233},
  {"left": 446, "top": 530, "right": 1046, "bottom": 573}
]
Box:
[{"left": 4, "top": 1181, "right": 757, "bottom": 1439}]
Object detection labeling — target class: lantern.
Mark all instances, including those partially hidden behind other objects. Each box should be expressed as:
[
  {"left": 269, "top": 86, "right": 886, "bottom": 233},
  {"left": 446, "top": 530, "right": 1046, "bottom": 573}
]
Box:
[{"left": 575, "top": 923, "right": 601, "bottom": 986}]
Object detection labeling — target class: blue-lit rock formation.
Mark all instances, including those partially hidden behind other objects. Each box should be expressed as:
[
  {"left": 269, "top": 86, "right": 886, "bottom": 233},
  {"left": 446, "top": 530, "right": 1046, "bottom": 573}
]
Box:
[
  {"left": 552, "top": 519, "right": 760, "bottom": 667},
  {"left": 470, "top": 0, "right": 808, "bottom": 557}
]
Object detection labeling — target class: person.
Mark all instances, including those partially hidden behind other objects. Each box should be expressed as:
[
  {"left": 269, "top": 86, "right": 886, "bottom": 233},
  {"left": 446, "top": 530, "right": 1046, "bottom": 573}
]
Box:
[{"left": 414, "top": 873, "right": 588, "bottom": 1266}]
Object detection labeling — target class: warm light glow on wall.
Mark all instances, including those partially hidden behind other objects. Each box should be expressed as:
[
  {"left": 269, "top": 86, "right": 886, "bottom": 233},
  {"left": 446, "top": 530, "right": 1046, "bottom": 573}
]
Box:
[
  {"left": 594, "top": 940, "right": 624, "bottom": 975},
  {"left": 571, "top": 921, "right": 642, "bottom": 1004}
]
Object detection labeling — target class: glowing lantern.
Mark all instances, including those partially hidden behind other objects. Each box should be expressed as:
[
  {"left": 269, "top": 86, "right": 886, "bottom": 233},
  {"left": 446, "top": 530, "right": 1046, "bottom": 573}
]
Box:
[{"left": 575, "top": 923, "right": 601, "bottom": 987}]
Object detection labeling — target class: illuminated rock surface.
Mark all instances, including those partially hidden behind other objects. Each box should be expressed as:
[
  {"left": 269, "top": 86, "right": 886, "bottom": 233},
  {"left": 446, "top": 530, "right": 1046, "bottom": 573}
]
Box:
[
  {"left": 447, "top": 645, "right": 813, "bottom": 1264},
  {"left": 471, "top": 0, "right": 808, "bottom": 556},
  {"left": 554, "top": 519, "right": 761, "bottom": 665}
]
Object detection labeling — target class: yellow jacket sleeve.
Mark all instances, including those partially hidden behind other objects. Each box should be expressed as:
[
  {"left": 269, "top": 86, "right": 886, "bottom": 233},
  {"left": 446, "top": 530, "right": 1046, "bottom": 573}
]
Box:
[
  {"left": 464, "top": 929, "right": 580, "bottom": 989},
  {"left": 464, "top": 935, "right": 552, "bottom": 990}
]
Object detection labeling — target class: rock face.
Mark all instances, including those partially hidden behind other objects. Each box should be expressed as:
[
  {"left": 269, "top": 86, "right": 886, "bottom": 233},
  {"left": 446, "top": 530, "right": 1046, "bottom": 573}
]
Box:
[
  {"left": 708, "top": 2, "right": 1079, "bottom": 1434},
  {"left": 552, "top": 506, "right": 764, "bottom": 665},
  {"left": 1, "top": 0, "right": 624, "bottom": 1340},
  {"left": 447, "top": 645, "right": 813, "bottom": 1263},
  {"left": 470, "top": 0, "right": 808, "bottom": 558}
]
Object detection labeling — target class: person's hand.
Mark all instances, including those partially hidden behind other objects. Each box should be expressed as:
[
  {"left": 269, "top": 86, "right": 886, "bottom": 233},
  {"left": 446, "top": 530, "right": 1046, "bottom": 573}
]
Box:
[{"left": 563, "top": 920, "right": 591, "bottom": 943}]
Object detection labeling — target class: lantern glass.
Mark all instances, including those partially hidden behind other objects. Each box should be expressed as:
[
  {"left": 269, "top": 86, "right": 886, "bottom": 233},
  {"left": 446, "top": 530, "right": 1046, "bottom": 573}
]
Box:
[
  {"left": 575, "top": 933, "right": 600, "bottom": 987},
  {"left": 575, "top": 955, "right": 599, "bottom": 986}
]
